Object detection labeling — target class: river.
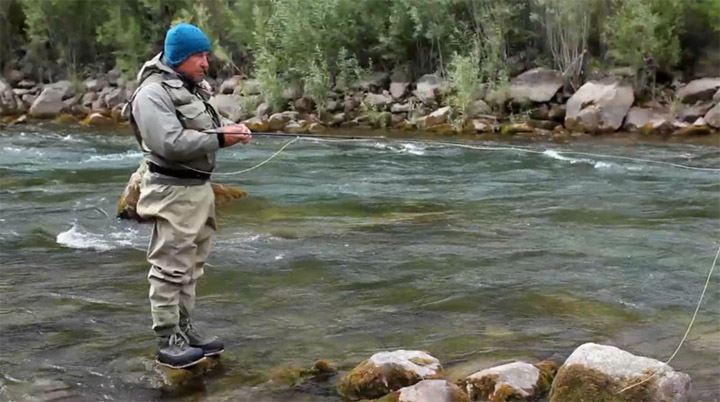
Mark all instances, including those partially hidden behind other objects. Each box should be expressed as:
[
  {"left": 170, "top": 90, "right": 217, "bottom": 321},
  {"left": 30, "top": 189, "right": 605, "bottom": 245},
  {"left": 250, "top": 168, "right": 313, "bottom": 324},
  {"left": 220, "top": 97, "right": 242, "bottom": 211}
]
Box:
[{"left": 0, "top": 124, "right": 718, "bottom": 401}]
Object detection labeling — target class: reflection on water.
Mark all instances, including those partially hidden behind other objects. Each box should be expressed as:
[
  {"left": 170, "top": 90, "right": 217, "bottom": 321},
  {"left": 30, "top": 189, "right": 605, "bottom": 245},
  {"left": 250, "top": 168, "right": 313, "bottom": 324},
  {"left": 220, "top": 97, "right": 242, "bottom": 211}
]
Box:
[{"left": 0, "top": 124, "right": 718, "bottom": 401}]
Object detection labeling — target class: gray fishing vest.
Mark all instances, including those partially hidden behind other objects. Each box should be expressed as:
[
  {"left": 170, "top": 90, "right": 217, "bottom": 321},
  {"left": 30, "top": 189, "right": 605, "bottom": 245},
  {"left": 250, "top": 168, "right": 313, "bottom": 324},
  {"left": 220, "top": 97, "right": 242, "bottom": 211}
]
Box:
[{"left": 124, "top": 53, "right": 222, "bottom": 180}]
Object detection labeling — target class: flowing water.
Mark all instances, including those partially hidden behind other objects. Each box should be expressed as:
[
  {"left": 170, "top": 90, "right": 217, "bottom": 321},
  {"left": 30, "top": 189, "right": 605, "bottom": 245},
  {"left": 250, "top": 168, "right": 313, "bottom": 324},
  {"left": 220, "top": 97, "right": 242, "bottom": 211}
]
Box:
[{"left": 0, "top": 124, "right": 718, "bottom": 401}]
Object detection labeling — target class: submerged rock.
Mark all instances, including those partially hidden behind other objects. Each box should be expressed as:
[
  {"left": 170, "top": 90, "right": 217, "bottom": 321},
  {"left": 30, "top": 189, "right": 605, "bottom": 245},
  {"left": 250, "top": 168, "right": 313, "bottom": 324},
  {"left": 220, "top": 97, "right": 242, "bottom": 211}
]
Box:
[
  {"left": 336, "top": 350, "right": 443, "bottom": 400},
  {"left": 379, "top": 379, "right": 470, "bottom": 402},
  {"left": 549, "top": 343, "right": 691, "bottom": 402},
  {"left": 463, "top": 360, "right": 556, "bottom": 402},
  {"left": 117, "top": 163, "right": 248, "bottom": 221}
]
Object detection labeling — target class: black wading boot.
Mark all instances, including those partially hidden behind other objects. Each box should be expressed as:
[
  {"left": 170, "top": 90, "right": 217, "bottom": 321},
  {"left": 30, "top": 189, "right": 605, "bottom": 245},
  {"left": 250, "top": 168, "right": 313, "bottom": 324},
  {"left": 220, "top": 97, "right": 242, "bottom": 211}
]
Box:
[
  {"left": 156, "top": 332, "right": 205, "bottom": 369},
  {"left": 181, "top": 321, "right": 225, "bottom": 356}
]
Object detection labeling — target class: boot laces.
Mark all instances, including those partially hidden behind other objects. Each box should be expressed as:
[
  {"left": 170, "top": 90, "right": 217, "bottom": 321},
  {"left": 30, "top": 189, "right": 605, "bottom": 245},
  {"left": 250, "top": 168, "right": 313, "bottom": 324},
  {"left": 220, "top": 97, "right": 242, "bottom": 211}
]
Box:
[{"left": 168, "top": 332, "right": 190, "bottom": 347}]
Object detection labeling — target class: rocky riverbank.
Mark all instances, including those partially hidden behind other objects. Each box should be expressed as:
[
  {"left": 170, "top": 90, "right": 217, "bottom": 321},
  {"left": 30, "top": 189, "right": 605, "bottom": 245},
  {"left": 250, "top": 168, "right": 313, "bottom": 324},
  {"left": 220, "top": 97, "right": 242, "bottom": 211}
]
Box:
[
  {"left": 257, "top": 343, "right": 692, "bottom": 402},
  {"left": 1, "top": 68, "right": 719, "bottom": 140}
]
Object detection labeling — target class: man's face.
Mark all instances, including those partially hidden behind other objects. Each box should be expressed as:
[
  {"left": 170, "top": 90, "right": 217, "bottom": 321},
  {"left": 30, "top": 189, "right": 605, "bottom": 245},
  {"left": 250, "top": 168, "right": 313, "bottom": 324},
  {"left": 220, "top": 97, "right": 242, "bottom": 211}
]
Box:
[{"left": 176, "top": 52, "right": 210, "bottom": 83}]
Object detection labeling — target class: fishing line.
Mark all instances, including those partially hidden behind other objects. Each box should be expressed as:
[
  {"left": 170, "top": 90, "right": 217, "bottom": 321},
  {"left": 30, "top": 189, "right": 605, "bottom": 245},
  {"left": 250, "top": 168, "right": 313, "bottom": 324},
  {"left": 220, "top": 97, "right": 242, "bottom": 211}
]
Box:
[{"left": 616, "top": 244, "right": 718, "bottom": 394}]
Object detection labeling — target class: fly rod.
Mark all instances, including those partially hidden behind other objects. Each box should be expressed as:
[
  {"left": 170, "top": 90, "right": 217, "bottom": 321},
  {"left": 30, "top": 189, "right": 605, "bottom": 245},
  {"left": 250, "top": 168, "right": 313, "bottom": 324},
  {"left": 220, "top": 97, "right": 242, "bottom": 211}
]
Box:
[{"left": 204, "top": 129, "right": 386, "bottom": 140}]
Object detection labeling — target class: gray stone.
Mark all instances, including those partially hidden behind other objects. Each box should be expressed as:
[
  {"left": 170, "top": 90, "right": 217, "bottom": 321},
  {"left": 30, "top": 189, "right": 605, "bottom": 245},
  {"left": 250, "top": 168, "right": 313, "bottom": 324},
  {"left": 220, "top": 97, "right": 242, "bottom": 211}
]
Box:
[
  {"left": 12, "top": 88, "right": 34, "bottom": 96},
  {"left": 235, "top": 79, "right": 262, "bottom": 96},
  {"left": 209, "top": 94, "right": 243, "bottom": 122},
  {"left": 107, "top": 69, "right": 122, "bottom": 86},
  {"left": 45, "top": 80, "right": 75, "bottom": 99},
  {"left": 392, "top": 103, "right": 412, "bottom": 113},
  {"left": 17, "top": 79, "right": 37, "bottom": 89},
  {"left": 565, "top": 77, "right": 634, "bottom": 133},
  {"left": 677, "top": 77, "right": 720, "bottom": 104},
  {"left": 677, "top": 102, "right": 714, "bottom": 123},
  {"left": 550, "top": 343, "right": 691, "bottom": 402},
  {"left": 354, "top": 71, "right": 390, "bottom": 92},
  {"left": 7, "top": 70, "right": 24, "bottom": 85},
  {"left": 0, "top": 79, "right": 9, "bottom": 94},
  {"left": 705, "top": 103, "right": 720, "bottom": 128},
  {"left": 282, "top": 81, "right": 303, "bottom": 100},
  {"left": 414, "top": 74, "right": 443, "bottom": 104},
  {"left": 713, "top": 88, "right": 720, "bottom": 103},
  {"left": 29, "top": 87, "right": 65, "bottom": 118},
  {"left": 104, "top": 87, "right": 127, "bottom": 109},
  {"left": 82, "top": 92, "right": 98, "bottom": 107},
  {"left": 425, "top": 106, "right": 451, "bottom": 127},
  {"left": 465, "top": 361, "right": 544, "bottom": 401},
  {"left": 364, "top": 92, "right": 394, "bottom": 109},
  {"left": 623, "top": 107, "right": 672, "bottom": 133},
  {"left": 344, "top": 96, "right": 360, "bottom": 112},
  {"left": 220, "top": 75, "right": 242, "bottom": 94},
  {"left": 509, "top": 68, "right": 564, "bottom": 103},
  {"left": 325, "top": 99, "right": 340, "bottom": 112},
  {"left": 390, "top": 81, "right": 410, "bottom": 100},
  {"left": 21, "top": 94, "right": 38, "bottom": 107},
  {"left": 87, "top": 112, "right": 114, "bottom": 126},
  {"left": 465, "top": 100, "right": 491, "bottom": 118},
  {"left": 293, "top": 96, "right": 315, "bottom": 113},
  {"left": 268, "top": 112, "right": 291, "bottom": 131},
  {"left": 256, "top": 102, "right": 271, "bottom": 117},
  {"left": 383, "top": 379, "right": 469, "bottom": 402},
  {"left": 548, "top": 104, "right": 566, "bottom": 122},
  {"left": 85, "top": 78, "right": 108, "bottom": 93}
]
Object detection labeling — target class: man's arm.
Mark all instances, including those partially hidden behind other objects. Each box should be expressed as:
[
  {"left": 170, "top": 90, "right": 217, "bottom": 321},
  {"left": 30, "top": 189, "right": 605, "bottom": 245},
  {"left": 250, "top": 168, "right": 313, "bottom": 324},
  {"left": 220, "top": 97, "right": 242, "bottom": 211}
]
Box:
[{"left": 133, "top": 83, "right": 220, "bottom": 161}]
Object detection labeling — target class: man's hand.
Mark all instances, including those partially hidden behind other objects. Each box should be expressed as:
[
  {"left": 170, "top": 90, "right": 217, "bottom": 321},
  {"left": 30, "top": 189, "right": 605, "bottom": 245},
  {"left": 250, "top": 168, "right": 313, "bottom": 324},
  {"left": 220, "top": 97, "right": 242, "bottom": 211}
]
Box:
[{"left": 222, "top": 124, "right": 252, "bottom": 146}]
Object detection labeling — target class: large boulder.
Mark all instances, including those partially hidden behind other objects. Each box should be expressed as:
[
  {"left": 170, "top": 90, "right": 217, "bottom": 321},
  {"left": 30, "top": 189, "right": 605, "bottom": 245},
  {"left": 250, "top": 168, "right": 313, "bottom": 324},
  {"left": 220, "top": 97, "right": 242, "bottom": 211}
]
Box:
[
  {"left": 565, "top": 77, "right": 634, "bottom": 133},
  {"left": 336, "top": 350, "right": 443, "bottom": 401},
  {"left": 464, "top": 361, "right": 555, "bottom": 402},
  {"left": 424, "top": 106, "right": 451, "bottom": 127},
  {"left": 676, "top": 78, "right": 720, "bottom": 104},
  {"left": 508, "top": 68, "right": 564, "bottom": 103},
  {"left": 268, "top": 112, "right": 292, "bottom": 131},
  {"left": 210, "top": 94, "right": 243, "bottom": 122},
  {"left": 379, "top": 380, "right": 469, "bottom": 402},
  {"left": 390, "top": 81, "right": 410, "bottom": 100},
  {"left": 104, "top": 87, "right": 127, "bottom": 110},
  {"left": 45, "top": 80, "right": 75, "bottom": 99},
  {"left": 29, "top": 87, "right": 65, "bottom": 118},
  {"left": 414, "top": 74, "right": 443, "bottom": 104},
  {"left": 550, "top": 343, "right": 691, "bottom": 402},
  {"left": 84, "top": 78, "right": 108, "bottom": 93},
  {"left": 623, "top": 107, "right": 672, "bottom": 134},
  {"left": 704, "top": 103, "right": 720, "bottom": 128}
]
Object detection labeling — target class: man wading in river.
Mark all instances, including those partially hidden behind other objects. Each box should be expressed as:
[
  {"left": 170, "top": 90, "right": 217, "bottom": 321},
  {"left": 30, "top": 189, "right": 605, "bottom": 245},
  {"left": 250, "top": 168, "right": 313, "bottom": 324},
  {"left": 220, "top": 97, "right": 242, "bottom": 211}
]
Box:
[{"left": 125, "top": 23, "right": 252, "bottom": 368}]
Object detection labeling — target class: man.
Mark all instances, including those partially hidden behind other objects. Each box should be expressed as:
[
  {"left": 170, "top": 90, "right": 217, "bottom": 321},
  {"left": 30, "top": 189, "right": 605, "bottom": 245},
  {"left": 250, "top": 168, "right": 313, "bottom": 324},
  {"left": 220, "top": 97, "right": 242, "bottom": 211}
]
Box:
[{"left": 127, "top": 23, "right": 251, "bottom": 368}]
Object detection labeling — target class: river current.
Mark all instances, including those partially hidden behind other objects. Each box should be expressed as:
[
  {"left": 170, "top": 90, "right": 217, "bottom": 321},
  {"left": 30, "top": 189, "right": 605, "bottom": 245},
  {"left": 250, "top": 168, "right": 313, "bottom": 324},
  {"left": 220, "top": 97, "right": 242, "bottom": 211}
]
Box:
[{"left": 0, "top": 124, "right": 718, "bottom": 401}]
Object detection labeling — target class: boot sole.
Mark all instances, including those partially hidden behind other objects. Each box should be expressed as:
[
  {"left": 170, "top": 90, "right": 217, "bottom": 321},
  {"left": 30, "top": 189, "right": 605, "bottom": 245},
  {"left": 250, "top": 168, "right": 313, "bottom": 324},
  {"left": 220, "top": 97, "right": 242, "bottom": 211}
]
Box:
[
  {"left": 156, "top": 356, "right": 207, "bottom": 369},
  {"left": 204, "top": 349, "right": 224, "bottom": 357}
]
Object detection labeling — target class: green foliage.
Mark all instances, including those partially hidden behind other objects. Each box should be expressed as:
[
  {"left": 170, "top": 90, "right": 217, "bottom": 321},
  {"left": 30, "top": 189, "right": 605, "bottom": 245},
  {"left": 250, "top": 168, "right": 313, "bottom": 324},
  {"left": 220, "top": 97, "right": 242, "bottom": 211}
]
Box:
[
  {"left": 447, "top": 50, "right": 481, "bottom": 117},
  {"left": 604, "top": 0, "right": 682, "bottom": 71}
]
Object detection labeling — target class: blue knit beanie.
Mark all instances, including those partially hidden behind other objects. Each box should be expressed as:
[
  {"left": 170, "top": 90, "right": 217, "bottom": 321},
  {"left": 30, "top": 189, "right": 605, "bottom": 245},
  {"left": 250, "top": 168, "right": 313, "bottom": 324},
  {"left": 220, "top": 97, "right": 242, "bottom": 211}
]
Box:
[{"left": 164, "top": 23, "right": 211, "bottom": 67}]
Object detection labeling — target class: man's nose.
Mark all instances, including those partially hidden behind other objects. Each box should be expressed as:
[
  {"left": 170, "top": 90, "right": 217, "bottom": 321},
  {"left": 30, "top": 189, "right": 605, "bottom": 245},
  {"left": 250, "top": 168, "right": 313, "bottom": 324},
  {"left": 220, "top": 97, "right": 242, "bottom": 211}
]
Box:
[{"left": 200, "top": 55, "right": 209, "bottom": 69}]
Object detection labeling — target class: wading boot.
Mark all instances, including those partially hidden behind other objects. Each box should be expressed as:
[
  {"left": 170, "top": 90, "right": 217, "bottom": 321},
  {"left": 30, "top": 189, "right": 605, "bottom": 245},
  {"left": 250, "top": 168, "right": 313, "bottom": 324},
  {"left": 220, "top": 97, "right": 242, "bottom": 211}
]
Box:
[
  {"left": 156, "top": 332, "right": 205, "bottom": 369},
  {"left": 181, "top": 321, "right": 225, "bottom": 356}
]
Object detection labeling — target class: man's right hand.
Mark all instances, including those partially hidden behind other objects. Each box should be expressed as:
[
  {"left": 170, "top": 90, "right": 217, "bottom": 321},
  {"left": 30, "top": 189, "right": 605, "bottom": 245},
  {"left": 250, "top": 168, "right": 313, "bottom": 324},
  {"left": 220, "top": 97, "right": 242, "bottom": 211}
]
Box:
[{"left": 222, "top": 124, "right": 252, "bottom": 146}]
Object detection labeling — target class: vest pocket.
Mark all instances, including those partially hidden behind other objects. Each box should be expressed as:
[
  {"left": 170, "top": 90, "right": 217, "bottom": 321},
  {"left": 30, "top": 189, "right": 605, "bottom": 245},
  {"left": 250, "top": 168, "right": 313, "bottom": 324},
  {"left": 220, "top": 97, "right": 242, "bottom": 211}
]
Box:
[{"left": 175, "top": 101, "right": 215, "bottom": 131}]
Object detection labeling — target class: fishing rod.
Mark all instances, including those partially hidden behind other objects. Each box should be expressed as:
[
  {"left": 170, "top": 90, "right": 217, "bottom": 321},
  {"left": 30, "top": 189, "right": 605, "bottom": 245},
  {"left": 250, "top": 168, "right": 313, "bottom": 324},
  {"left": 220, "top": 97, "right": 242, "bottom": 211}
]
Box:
[{"left": 204, "top": 129, "right": 386, "bottom": 140}]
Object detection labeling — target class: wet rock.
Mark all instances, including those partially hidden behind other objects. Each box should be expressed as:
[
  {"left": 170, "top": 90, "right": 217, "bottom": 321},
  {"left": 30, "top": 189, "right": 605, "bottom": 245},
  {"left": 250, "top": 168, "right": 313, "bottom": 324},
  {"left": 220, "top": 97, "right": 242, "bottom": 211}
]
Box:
[
  {"left": 336, "top": 350, "right": 443, "bottom": 400},
  {"left": 85, "top": 112, "right": 115, "bottom": 126},
  {"left": 509, "top": 68, "right": 564, "bottom": 103},
  {"left": 220, "top": 75, "right": 242, "bottom": 94},
  {"left": 268, "top": 112, "right": 291, "bottom": 131},
  {"left": 430, "top": 123, "right": 456, "bottom": 135},
  {"left": 623, "top": 107, "right": 672, "bottom": 134},
  {"left": 464, "top": 361, "right": 556, "bottom": 401},
  {"left": 414, "top": 74, "right": 443, "bottom": 104},
  {"left": 284, "top": 121, "right": 307, "bottom": 134},
  {"left": 243, "top": 116, "right": 270, "bottom": 132},
  {"left": 269, "top": 359, "right": 337, "bottom": 387},
  {"left": 54, "top": 114, "right": 79, "bottom": 124},
  {"left": 29, "top": 87, "right": 65, "bottom": 118},
  {"left": 676, "top": 77, "right": 720, "bottom": 104},
  {"left": 549, "top": 343, "right": 691, "bottom": 402},
  {"left": 308, "top": 122, "right": 326, "bottom": 134},
  {"left": 210, "top": 94, "right": 243, "bottom": 122},
  {"left": 501, "top": 123, "right": 534, "bottom": 135},
  {"left": 211, "top": 182, "right": 248, "bottom": 203},
  {"left": 677, "top": 102, "right": 714, "bottom": 123},
  {"left": 379, "top": 379, "right": 469, "bottom": 402},
  {"left": 11, "top": 114, "right": 27, "bottom": 124},
  {"left": 472, "top": 119, "right": 494, "bottom": 133},
  {"left": 527, "top": 119, "right": 561, "bottom": 130},
  {"left": 565, "top": 77, "right": 634, "bottom": 133},
  {"left": 704, "top": 103, "right": 720, "bottom": 128},
  {"left": 397, "top": 119, "right": 416, "bottom": 131},
  {"left": 30, "top": 378, "right": 75, "bottom": 402}
]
